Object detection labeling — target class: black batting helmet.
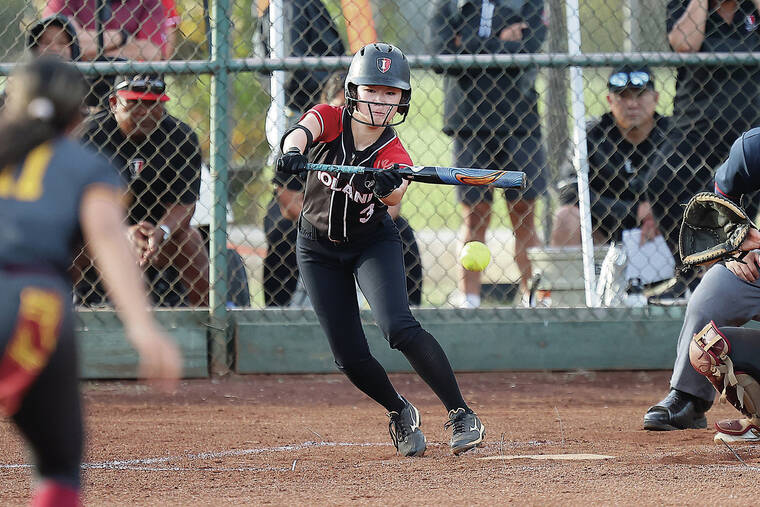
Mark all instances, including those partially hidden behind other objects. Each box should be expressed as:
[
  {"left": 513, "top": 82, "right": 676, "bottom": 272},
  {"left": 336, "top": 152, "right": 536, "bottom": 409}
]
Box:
[{"left": 345, "top": 42, "right": 411, "bottom": 126}]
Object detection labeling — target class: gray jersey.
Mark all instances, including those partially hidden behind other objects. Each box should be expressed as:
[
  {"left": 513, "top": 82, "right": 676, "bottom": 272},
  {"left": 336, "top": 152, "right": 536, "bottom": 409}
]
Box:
[{"left": 0, "top": 137, "right": 122, "bottom": 277}]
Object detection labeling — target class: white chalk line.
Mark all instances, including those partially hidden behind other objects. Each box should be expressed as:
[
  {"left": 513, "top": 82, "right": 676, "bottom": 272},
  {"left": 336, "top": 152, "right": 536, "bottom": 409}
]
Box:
[{"left": 0, "top": 441, "right": 390, "bottom": 472}]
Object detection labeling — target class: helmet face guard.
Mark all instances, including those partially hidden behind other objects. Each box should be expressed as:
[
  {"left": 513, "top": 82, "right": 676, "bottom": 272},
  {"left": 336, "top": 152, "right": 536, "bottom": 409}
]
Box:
[
  {"left": 345, "top": 85, "right": 411, "bottom": 127},
  {"left": 345, "top": 43, "right": 411, "bottom": 127}
]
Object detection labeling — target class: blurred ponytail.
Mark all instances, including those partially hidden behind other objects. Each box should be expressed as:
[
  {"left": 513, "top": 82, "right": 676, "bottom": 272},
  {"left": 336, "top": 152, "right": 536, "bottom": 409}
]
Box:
[{"left": 0, "top": 56, "right": 86, "bottom": 169}]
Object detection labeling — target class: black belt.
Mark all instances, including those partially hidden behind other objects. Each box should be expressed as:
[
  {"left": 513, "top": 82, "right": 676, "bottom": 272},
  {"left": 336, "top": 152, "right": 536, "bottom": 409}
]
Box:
[{"left": 298, "top": 215, "right": 381, "bottom": 245}]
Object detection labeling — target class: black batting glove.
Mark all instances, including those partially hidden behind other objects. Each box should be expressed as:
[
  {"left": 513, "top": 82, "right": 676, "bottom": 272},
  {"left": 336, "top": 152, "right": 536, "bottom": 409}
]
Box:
[
  {"left": 372, "top": 165, "right": 403, "bottom": 199},
  {"left": 276, "top": 147, "right": 308, "bottom": 175}
]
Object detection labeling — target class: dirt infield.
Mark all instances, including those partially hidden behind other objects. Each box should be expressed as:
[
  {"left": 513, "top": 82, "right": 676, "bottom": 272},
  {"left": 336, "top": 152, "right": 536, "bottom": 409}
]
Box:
[{"left": 2, "top": 371, "right": 760, "bottom": 506}]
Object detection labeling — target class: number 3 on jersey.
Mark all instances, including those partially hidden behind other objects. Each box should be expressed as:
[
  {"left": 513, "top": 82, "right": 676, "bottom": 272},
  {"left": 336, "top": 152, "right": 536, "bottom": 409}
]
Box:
[
  {"left": 0, "top": 144, "right": 52, "bottom": 202},
  {"left": 359, "top": 203, "right": 375, "bottom": 223}
]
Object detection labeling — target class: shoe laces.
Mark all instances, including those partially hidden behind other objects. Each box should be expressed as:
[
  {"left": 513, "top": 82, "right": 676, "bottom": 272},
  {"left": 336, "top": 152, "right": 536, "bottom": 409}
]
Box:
[
  {"left": 444, "top": 408, "right": 468, "bottom": 433},
  {"left": 388, "top": 412, "right": 411, "bottom": 447}
]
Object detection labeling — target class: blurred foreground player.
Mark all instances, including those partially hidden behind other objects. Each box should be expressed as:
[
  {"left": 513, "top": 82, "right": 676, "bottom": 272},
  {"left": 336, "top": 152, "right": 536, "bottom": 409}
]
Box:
[
  {"left": 276, "top": 43, "right": 485, "bottom": 456},
  {"left": 0, "top": 57, "right": 181, "bottom": 506}
]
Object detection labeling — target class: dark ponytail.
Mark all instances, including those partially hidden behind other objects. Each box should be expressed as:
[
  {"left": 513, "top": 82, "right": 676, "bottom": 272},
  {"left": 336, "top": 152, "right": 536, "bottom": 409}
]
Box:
[{"left": 0, "top": 56, "right": 87, "bottom": 169}]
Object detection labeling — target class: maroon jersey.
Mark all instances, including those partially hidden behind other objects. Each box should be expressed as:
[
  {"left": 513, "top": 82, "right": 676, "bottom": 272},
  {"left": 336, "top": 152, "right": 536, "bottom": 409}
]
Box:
[{"left": 298, "top": 104, "right": 413, "bottom": 242}]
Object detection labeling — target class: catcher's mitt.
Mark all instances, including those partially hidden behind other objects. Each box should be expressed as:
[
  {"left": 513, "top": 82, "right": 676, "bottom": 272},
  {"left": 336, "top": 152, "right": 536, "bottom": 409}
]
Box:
[{"left": 679, "top": 192, "right": 755, "bottom": 267}]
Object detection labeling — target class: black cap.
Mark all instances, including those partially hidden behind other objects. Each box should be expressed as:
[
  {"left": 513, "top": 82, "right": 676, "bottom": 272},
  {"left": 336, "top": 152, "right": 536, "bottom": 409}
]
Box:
[{"left": 607, "top": 65, "right": 655, "bottom": 92}]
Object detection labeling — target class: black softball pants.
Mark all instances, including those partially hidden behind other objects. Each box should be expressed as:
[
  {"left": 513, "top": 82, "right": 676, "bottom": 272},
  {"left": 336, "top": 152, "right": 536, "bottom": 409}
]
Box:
[
  {"left": 296, "top": 217, "right": 466, "bottom": 413},
  {"left": 266, "top": 198, "right": 424, "bottom": 307},
  {"left": 1, "top": 274, "right": 82, "bottom": 489}
]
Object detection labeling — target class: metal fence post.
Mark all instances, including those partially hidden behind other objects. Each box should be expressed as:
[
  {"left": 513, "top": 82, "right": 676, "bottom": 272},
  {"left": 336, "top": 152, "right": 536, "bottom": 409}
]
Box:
[{"left": 209, "top": 0, "right": 231, "bottom": 374}]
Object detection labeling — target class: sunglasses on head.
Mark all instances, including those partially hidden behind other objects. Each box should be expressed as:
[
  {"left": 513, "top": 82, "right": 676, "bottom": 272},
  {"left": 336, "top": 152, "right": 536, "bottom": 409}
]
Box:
[
  {"left": 115, "top": 77, "right": 166, "bottom": 95},
  {"left": 608, "top": 71, "right": 651, "bottom": 90}
]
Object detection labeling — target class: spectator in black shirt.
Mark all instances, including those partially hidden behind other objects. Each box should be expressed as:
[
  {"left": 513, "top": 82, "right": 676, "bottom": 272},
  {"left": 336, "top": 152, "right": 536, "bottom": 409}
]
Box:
[
  {"left": 429, "top": 0, "right": 548, "bottom": 308},
  {"left": 550, "top": 66, "right": 669, "bottom": 249},
  {"left": 81, "top": 75, "right": 208, "bottom": 306}
]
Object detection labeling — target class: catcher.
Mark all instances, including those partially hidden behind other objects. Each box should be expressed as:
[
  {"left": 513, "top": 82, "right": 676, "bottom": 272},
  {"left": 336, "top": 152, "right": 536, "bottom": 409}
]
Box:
[{"left": 644, "top": 126, "right": 760, "bottom": 442}]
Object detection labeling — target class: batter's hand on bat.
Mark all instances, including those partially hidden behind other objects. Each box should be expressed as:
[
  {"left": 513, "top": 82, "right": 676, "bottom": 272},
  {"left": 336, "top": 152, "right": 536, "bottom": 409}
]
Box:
[
  {"left": 372, "top": 165, "right": 403, "bottom": 198},
  {"left": 277, "top": 147, "right": 308, "bottom": 175}
]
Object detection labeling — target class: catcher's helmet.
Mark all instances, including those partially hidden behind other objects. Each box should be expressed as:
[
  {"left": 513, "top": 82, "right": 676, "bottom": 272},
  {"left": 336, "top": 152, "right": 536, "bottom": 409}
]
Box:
[{"left": 345, "top": 42, "right": 411, "bottom": 126}]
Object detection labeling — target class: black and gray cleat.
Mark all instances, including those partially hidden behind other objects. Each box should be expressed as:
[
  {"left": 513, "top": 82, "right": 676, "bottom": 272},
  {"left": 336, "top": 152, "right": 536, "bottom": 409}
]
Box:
[
  {"left": 445, "top": 408, "right": 485, "bottom": 455},
  {"left": 388, "top": 397, "right": 426, "bottom": 457}
]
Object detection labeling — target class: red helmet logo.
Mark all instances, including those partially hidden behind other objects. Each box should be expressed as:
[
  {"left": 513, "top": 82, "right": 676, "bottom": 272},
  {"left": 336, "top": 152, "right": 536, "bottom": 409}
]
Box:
[{"left": 377, "top": 58, "right": 392, "bottom": 73}]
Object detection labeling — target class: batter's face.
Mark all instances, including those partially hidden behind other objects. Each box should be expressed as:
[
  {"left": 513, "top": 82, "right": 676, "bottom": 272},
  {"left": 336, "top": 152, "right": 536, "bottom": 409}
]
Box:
[
  {"left": 111, "top": 96, "right": 165, "bottom": 139},
  {"left": 607, "top": 88, "right": 658, "bottom": 130},
  {"left": 354, "top": 85, "right": 402, "bottom": 126}
]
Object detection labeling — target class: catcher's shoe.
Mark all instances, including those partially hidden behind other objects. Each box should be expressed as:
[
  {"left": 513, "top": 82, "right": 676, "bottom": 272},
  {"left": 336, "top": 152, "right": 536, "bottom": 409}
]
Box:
[
  {"left": 387, "top": 398, "right": 426, "bottom": 457},
  {"left": 445, "top": 408, "right": 485, "bottom": 455},
  {"left": 714, "top": 418, "right": 760, "bottom": 443},
  {"left": 643, "top": 389, "right": 712, "bottom": 431}
]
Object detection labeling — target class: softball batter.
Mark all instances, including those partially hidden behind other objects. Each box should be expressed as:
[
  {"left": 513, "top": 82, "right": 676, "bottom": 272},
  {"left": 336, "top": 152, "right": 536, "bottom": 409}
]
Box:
[
  {"left": 276, "top": 43, "right": 485, "bottom": 456},
  {"left": 0, "top": 57, "right": 181, "bottom": 505}
]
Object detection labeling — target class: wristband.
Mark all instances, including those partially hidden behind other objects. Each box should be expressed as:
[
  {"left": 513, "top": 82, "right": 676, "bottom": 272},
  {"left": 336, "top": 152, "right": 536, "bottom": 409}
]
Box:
[{"left": 280, "top": 124, "right": 314, "bottom": 154}]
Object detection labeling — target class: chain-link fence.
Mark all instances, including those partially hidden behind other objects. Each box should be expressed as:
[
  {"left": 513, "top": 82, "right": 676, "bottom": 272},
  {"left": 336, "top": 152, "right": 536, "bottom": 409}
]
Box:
[{"left": 3, "top": 0, "right": 759, "bottom": 315}]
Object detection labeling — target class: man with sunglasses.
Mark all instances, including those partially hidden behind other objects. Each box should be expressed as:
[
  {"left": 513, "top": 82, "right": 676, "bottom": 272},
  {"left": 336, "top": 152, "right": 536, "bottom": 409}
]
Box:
[
  {"left": 550, "top": 66, "right": 669, "bottom": 259},
  {"left": 79, "top": 75, "right": 208, "bottom": 306}
]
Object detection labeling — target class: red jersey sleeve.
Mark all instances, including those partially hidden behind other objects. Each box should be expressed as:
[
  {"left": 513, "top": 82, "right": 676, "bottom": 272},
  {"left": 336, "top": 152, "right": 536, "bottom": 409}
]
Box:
[
  {"left": 374, "top": 137, "right": 413, "bottom": 169},
  {"left": 301, "top": 104, "right": 344, "bottom": 143}
]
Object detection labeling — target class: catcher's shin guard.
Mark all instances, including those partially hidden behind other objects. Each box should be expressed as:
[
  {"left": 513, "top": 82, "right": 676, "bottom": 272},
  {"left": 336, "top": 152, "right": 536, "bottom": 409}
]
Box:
[{"left": 689, "top": 321, "right": 760, "bottom": 419}]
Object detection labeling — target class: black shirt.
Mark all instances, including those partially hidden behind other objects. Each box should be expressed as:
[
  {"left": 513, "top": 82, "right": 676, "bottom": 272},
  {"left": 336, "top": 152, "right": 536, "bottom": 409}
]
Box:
[
  {"left": 429, "top": 0, "right": 546, "bottom": 135},
  {"left": 562, "top": 112, "right": 670, "bottom": 241},
  {"left": 82, "top": 111, "right": 202, "bottom": 225},
  {"left": 667, "top": 0, "right": 760, "bottom": 132}
]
